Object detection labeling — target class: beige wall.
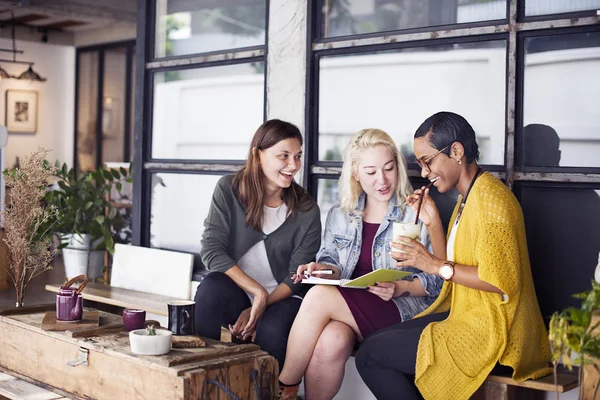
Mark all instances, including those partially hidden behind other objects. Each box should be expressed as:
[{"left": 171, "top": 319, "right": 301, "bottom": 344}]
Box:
[{"left": 0, "top": 39, "right": 75, "bottom": 169}]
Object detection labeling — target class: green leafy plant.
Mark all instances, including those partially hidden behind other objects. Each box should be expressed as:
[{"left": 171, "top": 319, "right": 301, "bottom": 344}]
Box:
[
  {"left": 549, "top": 280, "right": 600, "bottom": 400},
  {"left": 44, "top": 162, "right": 132, "bottom": 255},
  {"left": 146, "top": 325, "right": 156, "bottom": 336}
]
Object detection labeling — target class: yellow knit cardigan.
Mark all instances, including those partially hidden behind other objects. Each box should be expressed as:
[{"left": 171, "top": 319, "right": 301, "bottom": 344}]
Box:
[{"left": 415, "top": 172, "right": 552, "bottom": 400}]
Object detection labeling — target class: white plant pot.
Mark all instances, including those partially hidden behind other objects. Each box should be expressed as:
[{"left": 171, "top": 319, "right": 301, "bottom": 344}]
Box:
[
  {"left": 60, "top": 233, "right": 105, "bottom": 279},
  {"left": 62, "top": 248, "right": 105, "bottom": 280},
  {"left": 129, "top": 329, "right": 172, "bottom": 356}
]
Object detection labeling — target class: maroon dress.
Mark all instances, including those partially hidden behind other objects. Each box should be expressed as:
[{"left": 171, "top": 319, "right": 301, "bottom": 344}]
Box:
[{"left": 338, "top": 221, "right": 401, "bottom": 338}]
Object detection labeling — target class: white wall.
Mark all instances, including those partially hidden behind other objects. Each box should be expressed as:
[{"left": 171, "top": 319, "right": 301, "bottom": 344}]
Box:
[{"left": 0, "top": 39, "right": 75, "bottom": 169}]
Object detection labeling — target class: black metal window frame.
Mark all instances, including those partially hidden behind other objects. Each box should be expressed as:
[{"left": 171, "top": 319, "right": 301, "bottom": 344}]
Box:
[
  {"left": 132, "top": 0, "right": 270, "bottom": 246},
  {"left": 305, "top": 0, "right": 600, "bottom": 197},
  {"left": 74, "top": 40, "right": 136, "bottom": 172}
]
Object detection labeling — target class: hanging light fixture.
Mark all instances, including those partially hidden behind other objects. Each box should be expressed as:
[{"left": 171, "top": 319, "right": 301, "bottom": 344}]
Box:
[
  {"left": 0, "top": 65, "right": 11, "bottom": 80},
  {"left": 0, "top": 11, "right": 46, "bottom": 82},
  {"left": 15, "top": 65, "right": 46, "bottom": 82}
]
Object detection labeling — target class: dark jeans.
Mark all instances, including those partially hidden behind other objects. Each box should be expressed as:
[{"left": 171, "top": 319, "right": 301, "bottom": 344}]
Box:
[
  {"left": 355, "top": 312, "right": 448, "bottom": 400},
  {"left": 193, "top": 272, "right": 301, "bottom": 372},
  {"left": 355, "top": 311, "right": 512, "bottom": 400}
]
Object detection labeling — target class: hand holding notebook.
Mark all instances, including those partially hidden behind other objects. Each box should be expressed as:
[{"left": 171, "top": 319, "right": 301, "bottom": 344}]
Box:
[{"left": 301, "top": 268, "right": 411, "bottom": 289}]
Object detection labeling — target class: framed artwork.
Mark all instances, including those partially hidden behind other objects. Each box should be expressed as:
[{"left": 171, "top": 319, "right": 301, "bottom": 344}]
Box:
[{"left": 5, "top": 89, "right": 38, "bottom": 134}]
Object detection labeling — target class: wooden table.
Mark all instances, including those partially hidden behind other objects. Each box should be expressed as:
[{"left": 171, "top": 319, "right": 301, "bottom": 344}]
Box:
[{"left": 0, "top": 305, "right": 277, "bottom": 400}]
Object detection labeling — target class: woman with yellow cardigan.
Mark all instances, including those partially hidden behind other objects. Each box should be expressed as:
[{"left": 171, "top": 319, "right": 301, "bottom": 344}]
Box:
[{"left": 355, "top": 111, "right": 551, "bottom": 400}]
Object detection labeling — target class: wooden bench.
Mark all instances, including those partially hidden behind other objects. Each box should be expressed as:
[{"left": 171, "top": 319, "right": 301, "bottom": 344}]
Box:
[
  {"left": 346, "top": 348, "right": 578, "bottom": 399},
  {"left": 474, "top": 367, "right": 579, "bottom": 399}
]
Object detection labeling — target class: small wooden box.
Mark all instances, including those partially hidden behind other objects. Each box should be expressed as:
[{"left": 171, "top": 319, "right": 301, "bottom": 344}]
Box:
[{"left": 0, "top": 305, "right": 277, "bottom": 400}]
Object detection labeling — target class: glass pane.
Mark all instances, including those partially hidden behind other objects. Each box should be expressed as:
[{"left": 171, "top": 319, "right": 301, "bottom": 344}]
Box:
[
  {"left": 318, "top": 41, "right": 506, "bottom": 165},
  {"left": 102, "top": 48, "right": 127, "bottom": 164},
  {"left": 76, "top": 51, "right": 99, "bottom": 174},
  {"left": 150, "top": 173, "right": 224, "bottom": 252},
  {"left": 525, "top": 0, "right": 600, "bottom": 16},
  {"left": 154, "top": 0, "right": 266, "bottom": 58},
  {"left": 519, "top": 185, "right": 600, "bottom": 321},
  {"left": 321, "top": 0, "right": 506, "bottom": 38},
  {"left": 522, "top": 32, "right": 600, "bottom": 168},
  {"left": 151, "top": 63, "right": 265, "bottom": 160},
  {"left": 316, "top": 178, "right": 340, "bottom": 229}
]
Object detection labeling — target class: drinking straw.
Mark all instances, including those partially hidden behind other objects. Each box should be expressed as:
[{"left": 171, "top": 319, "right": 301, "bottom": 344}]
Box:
[{"left": 414, "top": 181, "right": 434, "bottom": 224}]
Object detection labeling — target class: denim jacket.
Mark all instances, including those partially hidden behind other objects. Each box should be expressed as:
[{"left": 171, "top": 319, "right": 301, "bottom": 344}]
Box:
[{"left": 316, "top": 193, "right": 443, "bottom": 321}]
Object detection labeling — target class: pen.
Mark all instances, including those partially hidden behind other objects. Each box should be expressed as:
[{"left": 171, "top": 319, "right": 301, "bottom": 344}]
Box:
[{"left": 304, "top": 270, "right": 334, "bottom": 276}]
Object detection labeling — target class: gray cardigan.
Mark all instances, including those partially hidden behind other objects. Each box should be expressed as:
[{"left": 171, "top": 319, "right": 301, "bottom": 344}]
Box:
[{"left": 200, "top": 175, "right": 322, "bottom": 295}]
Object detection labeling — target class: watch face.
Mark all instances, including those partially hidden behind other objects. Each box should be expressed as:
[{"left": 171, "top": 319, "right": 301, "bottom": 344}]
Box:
[{"left": 440, "top": 265, "right": 453, "bottom": 280}]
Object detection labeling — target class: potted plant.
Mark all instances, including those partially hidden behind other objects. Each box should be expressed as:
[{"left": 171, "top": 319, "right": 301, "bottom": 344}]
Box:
[
  {"left": 549, "top": 280, "right": 600, "bottom": 400},
  {"left": 0, "top": 149, "right": 57, "bottom": 306},
  {"left": 44, "top": 162, "right": 131, "bottom": 279},
  {"left": 129, "top": 324, "right": 172, "bottom": 356}
]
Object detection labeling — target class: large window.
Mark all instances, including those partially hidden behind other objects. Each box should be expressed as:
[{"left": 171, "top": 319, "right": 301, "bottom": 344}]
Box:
[
  {"left": 135, "top": 1, "right": 600, "bottom": 317},
  {"left": 133, "top": 1, "right": 267, "bottom": 249}
]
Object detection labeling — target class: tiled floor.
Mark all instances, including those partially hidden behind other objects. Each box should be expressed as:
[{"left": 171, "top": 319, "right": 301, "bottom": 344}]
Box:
[{"left": 0, "top": 255, "right": 66, "bottom": 309}]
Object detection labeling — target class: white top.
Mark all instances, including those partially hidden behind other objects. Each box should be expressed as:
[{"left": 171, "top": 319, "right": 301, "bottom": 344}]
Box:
[
  {"left": 447, "top": 218, "right": 459, "bottom": 262},
  {"left": 237, "top": 203, "right": 288, "bottom": 303},
  {"left": 447, "top": 208, "right": 507, "bottom": 300}
]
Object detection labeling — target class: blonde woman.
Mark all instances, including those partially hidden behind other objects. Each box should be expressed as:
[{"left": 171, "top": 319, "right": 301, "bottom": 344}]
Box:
[{"left": 277, "top": 129, "right": 444, "bottom": 400}]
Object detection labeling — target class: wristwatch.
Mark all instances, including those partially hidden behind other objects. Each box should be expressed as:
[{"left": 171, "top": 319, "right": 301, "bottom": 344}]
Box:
[{"left": 439, "top": 261, "right": 456, "bottom": 281}]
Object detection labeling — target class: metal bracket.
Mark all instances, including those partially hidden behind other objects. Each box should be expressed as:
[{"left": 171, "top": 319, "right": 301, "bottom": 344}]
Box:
[{"left": 67, "top": 347, "right": 89, "bottom": 367}]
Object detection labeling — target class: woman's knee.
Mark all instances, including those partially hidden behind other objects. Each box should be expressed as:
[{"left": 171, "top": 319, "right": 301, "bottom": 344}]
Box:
[
  {"left": 313, "top": 322, "right": 355, "bottom": 364},
  {"left": 302, "top": 285, "right": 339, "bottom": 310},
  {"left": 194, "top": 272, "right": 233, "bottom": 303}
]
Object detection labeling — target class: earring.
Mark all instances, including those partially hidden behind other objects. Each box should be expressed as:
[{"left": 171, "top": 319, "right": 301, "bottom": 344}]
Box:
[{"left": 455, "top": 158, "right": 462, "bottom": 165}]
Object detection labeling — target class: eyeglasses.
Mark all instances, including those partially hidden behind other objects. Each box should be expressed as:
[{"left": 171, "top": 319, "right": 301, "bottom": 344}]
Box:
[{"left": 416, "top": 145, "right": 451, "bottom": 172}]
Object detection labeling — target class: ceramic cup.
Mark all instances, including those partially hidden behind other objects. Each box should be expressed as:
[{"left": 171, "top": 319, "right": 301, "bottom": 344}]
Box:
[
  {"left": 167, "top": 300, "right": 195, "bottom": 335},
  {"left": 56, "top": 288, "right": 83, "bottom": 322},
  {"left": 122, "top": 309, "right": 146, "bottom": 332}
]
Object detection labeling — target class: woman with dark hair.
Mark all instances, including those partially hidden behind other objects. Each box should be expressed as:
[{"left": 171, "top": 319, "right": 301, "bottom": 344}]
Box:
[
  {"left": 355, "top": 111, "right": 551, "bottom": 399},
  {"left": 193, "top": 119, "right": 321, "bottom": 371}
]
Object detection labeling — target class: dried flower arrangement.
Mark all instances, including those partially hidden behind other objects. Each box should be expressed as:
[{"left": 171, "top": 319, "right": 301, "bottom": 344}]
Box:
[{"left": 0, "top": 148, "right": 58, "bottom": 307}]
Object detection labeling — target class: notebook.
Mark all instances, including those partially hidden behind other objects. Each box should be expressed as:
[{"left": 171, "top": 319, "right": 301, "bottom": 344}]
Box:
[{"left": 301, "top": 268, "right": 411, "bottom": 289}]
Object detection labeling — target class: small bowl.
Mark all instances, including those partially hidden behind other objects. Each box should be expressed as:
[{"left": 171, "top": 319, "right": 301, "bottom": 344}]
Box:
[{"left": 129, "top": 329, "right": 172, "bottom": 356}]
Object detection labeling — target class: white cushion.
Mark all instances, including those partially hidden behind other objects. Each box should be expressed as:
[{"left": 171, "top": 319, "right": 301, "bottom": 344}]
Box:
[{"left": 111, "top": 244, "right": 193, "bottom": 299}]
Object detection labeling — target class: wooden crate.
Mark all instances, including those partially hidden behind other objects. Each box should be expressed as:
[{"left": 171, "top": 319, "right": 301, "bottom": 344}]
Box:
[{"left": 0, "top": 305, "right": 277, "bottom": 400}]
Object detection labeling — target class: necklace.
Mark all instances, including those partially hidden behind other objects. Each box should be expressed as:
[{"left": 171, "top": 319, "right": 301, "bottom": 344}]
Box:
[{"left": 452, "top": 167, "right": 483, "bottom": 227}]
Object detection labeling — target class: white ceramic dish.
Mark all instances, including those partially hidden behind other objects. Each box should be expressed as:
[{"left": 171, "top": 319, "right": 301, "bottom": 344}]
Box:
[{"left": 129, "top": 329, "right": 172, "bottom": 355}]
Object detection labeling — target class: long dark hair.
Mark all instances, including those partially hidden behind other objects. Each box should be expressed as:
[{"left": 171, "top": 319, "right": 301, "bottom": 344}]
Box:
[
  {"left": 233, "top": 119, "right": 314, "bottom": 231},
  {"left": 414, "top": 111, "right": 480, "bottom": 163}
]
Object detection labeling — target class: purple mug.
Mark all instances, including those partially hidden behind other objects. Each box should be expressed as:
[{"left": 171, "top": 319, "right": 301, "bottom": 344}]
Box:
[{"left": 123, "top": 309, "right": 146, "bottom": 331}]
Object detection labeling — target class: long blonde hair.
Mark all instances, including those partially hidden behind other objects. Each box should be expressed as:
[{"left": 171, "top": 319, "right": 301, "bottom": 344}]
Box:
[{"left": 338, "top": 129, "right": 413, "bottom": 213}]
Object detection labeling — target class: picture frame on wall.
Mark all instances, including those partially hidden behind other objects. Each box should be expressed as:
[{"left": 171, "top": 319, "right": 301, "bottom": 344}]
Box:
[{"left": 5, "top": 89, "right": 38, "bottom": 134}]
